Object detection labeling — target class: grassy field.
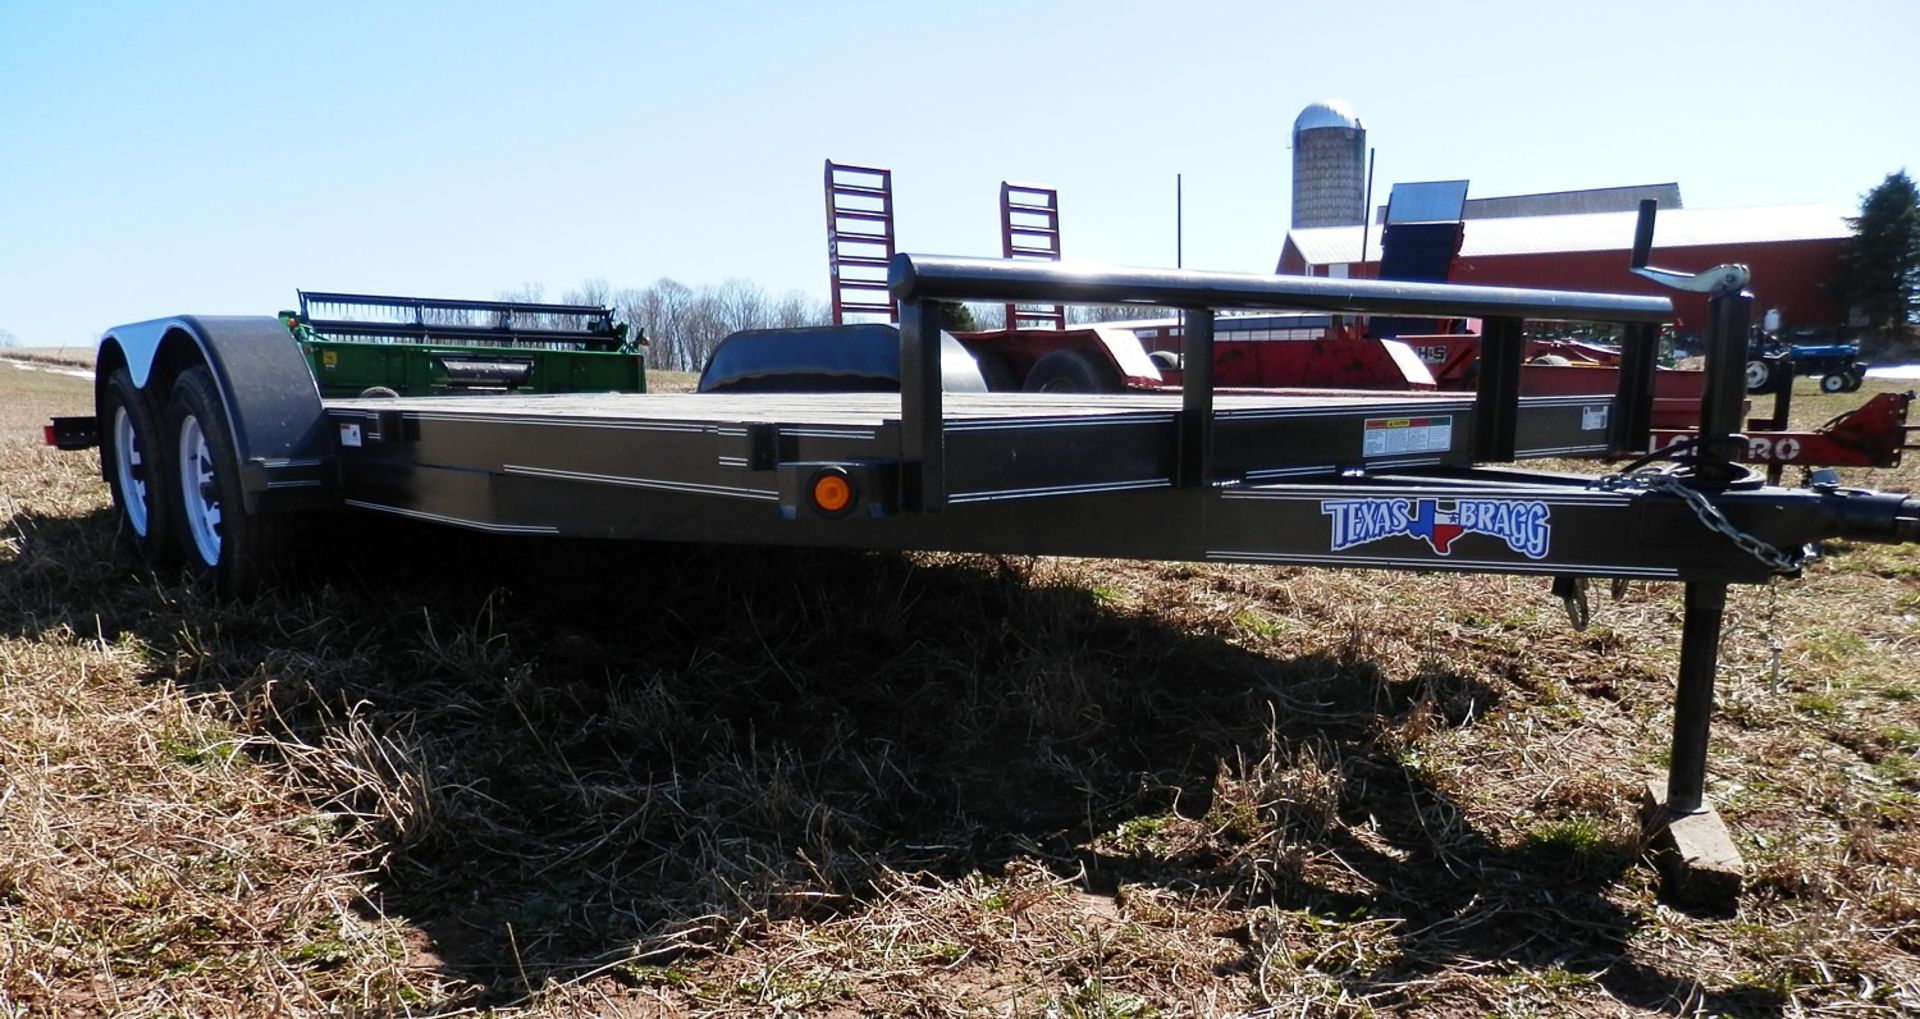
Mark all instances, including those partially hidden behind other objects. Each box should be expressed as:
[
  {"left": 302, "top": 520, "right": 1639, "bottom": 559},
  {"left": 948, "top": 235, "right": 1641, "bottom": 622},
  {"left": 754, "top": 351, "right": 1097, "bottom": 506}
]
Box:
[{"left": 2, "top": 366, "right": 1917, "bottom": 1017}]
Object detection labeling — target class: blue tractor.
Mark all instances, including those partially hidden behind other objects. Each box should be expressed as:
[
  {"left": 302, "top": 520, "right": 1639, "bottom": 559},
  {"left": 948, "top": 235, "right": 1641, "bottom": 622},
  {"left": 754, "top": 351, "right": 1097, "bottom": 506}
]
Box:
[{"left": 1745, "top": 338, "right": 1867, "bottom": 394}]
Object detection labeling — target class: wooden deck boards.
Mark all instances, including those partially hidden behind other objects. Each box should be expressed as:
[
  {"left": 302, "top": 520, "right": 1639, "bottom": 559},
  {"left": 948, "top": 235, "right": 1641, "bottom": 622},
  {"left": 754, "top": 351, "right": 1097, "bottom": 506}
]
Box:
[{"left": 323, "top": 389, "right": 1479, "bottom": 427}]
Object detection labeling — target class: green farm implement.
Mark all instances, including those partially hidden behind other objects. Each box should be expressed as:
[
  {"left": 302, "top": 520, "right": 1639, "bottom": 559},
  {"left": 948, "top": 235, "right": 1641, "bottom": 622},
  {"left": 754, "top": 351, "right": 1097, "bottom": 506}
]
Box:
[{"left": 283, "top": 291, "right": 644, "bottom": 398}]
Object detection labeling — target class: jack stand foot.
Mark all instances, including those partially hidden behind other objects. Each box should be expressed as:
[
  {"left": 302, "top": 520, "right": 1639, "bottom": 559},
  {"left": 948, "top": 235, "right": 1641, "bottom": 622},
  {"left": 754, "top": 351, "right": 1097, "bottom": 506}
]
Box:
[{"left": 1641, "top": 779, "right": 1743, "bottom": 912}]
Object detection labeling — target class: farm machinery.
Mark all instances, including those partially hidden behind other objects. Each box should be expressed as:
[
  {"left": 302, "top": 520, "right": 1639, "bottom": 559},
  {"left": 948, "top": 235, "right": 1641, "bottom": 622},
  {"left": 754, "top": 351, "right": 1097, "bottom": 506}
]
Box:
[
  {"left": 282, "top": 290, "right": 644, "bottom": 398},
  {"left": 820, "top": 162, "right": 1915, "bottom": 476},
  {"left": 1744, "top": 337, "right": 1867, "bottom": 394}
]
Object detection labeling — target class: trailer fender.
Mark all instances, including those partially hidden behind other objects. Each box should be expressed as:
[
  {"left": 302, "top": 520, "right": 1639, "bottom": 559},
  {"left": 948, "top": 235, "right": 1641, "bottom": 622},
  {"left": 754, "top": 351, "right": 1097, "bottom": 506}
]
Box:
[
  {"left": 698, "top": 324, "right": 988, "bottom": 394},
  {"left": 98, "top": 316, "right": 334, "bottom": 512}
]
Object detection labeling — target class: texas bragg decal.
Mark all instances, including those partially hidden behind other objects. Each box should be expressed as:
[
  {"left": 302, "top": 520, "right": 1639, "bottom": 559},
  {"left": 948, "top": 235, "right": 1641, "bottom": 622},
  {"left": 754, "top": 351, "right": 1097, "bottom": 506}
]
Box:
[{"left": 1320, "top": 497, "right": 1551, "bottom": 559}]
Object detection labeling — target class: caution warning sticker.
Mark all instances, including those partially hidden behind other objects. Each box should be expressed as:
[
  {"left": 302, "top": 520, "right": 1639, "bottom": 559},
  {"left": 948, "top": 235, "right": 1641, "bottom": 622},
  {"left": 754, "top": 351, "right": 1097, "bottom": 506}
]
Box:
[{"left": 1362, "top": 415, "right": 1454, "bottom": 457}]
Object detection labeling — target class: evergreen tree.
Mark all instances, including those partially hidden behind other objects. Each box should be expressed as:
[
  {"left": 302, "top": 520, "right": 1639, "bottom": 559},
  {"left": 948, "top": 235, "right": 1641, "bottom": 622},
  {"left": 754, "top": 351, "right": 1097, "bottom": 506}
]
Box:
[
  {"left": 1832, "top": 170, "right": 1920, "bottom": 348},
  {"left": 933, "top": 301, "right": 976, "bottom": 332}
]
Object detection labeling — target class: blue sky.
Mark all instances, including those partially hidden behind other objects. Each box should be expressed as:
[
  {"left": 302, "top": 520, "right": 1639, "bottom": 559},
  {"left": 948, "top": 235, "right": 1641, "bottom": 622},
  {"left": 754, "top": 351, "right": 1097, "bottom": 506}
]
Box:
[{"left": 1, "top": 0, "right": 1913, "bottom": 346}]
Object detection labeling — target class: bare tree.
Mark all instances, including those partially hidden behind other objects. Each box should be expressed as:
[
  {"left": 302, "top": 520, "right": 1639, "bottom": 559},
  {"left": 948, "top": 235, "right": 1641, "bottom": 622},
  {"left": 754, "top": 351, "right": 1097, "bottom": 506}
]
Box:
[
  {"left": 637, "top": 278, "right": 696, "bottom": 371},
  {"left": 562, "top": 278, "right": 613, "bottom": 308},
  {"left": 959, "top": 303, "right": 1173, "bottom": 330},
  {"left": 681, "top": 293, "right": 731, "bottom": 372},
  {"left": 714, "top": 278, "right": 772, "bottom": 335},
  {"left": 772, "top": 290, "right": 827, "bottom": 328},
  {"left": 0, "top": 328, "right": 17, "bottom": 349},
  {"left": 483, "top": 277, "right": 833, "bottom": 373},
  {"left": 1068, "top": 304, "right": 1175, "bottom": 325},
  {"left": 495, "top": 282, "right": 546, "bottom": 304}
]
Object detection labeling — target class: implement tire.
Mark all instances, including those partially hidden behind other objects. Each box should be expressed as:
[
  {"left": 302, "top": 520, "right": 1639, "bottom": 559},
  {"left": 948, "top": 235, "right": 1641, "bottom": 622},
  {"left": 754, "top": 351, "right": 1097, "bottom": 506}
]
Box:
[
  {"left": 164, "top": 366, "right": 292, "bottom": 596},
  {"left": 1022, "top": 348, "right": 1122, "bottom": 394},
  {"left": 973, "top": 352, "right": 1019, "bottom": 392},
  {"left": 101, "top": 368, "right": 180, "bottom": 565}
]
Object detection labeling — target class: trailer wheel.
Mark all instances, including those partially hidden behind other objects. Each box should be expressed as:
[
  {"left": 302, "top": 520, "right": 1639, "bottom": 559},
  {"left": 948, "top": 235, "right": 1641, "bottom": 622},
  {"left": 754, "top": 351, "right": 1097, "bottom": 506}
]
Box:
[
  {"left": 102, "top": 368, "right": 180, "bottom": 564},
  {"left": 1820, "top": 371, "right": 1849, "bottom": 394},
  {"left": 1744, "top": 359, "right": 1771, "bottom": 393},
  {"left": 165, "top": 366, "right": 290, "bottom": 595},
  {"left": 1022, "top": 348, "right": 1121, "bottom": 394}
]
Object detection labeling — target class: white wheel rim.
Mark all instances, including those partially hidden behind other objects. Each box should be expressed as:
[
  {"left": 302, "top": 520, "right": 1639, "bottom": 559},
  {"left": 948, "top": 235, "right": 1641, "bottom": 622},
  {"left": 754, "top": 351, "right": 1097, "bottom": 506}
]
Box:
[
  {"left": 112, "top": 405, "right": 149, "bottom": 536},
  {"left": 1745, "top": 362, "right": 1766, "bottom": 388},
  {"left": 177, "top": 415, "right": 222, "bottom": 566}
]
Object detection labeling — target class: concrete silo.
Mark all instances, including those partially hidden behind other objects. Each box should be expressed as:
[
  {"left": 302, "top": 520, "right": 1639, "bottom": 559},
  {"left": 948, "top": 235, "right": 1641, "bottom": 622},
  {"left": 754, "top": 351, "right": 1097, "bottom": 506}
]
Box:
[{"left": 1291, "top": 100, "right": 1367, "bottom": 229}]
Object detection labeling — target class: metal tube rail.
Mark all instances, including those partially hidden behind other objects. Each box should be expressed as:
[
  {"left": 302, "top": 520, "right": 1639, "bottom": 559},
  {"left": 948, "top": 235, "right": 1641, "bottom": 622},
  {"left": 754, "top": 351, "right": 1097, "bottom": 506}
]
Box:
[
  {"left": 890, "top": 254, "right": 1675, "bottom": 512},
  {"left": 889, "top": 254, "right": 1673, "bottom": 323}
]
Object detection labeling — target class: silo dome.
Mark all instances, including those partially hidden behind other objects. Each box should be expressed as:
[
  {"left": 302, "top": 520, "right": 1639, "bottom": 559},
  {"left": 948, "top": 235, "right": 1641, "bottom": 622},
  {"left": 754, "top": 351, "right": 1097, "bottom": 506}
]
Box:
[
  {"left": 1293, "top": 99, "right": 1363, "bottom": 134},
  {"left": 1291, "top": 99, "right": 1368, "bottom": 229}
]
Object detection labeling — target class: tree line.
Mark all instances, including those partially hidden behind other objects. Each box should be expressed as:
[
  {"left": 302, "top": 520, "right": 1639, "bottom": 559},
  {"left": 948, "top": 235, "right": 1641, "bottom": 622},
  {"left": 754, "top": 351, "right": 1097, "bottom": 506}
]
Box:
[
  {"left": 496, "top": 279, "right": 1176, "bottom": 373},
  {"left": 496, "top": 279, "right": 830, "bottom": 373}
]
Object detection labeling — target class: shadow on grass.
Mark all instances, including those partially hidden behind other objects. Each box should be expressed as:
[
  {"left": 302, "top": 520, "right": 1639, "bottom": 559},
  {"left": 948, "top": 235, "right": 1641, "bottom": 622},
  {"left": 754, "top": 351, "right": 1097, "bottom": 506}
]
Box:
[{"left": 0, "top": 507, "right": 1783, "bottom": 1016}]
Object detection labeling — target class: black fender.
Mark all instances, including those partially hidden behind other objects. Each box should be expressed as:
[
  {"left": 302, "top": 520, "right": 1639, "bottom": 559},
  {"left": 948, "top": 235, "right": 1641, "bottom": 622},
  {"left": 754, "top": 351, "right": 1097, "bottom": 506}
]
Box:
[
  {"left": 98, "top": 315, "right": 334, "bottom": 513},
  {"left": 697, "top": 323, "right": 989, "bottom": 394}
]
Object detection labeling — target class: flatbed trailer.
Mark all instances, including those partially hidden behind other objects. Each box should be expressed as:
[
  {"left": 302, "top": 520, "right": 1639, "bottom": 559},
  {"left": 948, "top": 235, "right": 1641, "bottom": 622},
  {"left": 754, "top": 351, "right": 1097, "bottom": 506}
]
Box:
[{"left": 47, "top": 253, "right": 1920, "bottom": 906}]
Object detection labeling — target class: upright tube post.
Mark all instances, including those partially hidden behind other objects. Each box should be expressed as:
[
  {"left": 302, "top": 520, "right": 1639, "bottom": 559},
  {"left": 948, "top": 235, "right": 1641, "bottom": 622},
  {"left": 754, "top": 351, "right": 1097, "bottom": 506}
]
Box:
[
  {"left": 1472, "top": 316, "right": 1525, "bottom": 462},
  {"left": 1608, "top": 322, "right": 1658, "bottom": 457},
  {"left": 900, "top": 299, "right": 945, "bottom": 511},
  {"left": 1696, "top": 291, "right": 1753, "bottom": 471},
  {"left": 1666, "top": 582, "right": 1727, "bottom": 814},
  {"left": 1179, "top": 309, "right": 1215, "bottom": 487}
]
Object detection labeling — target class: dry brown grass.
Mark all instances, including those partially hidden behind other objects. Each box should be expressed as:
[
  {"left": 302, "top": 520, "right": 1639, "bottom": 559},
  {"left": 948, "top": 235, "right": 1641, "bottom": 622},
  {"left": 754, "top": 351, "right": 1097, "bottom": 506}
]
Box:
[{"left": 2, "top": 369, "right": 1918, "bottom": 1016}]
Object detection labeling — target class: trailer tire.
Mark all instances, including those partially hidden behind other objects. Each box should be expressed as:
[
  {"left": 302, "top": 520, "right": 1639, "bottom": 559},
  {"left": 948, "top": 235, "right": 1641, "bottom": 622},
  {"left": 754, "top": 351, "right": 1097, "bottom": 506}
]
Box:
[
  {"left": 101, "top": 368, "right": 180, "bottom": 565},
  {"left": 164, "top": 367, "right": 293, "bottom": 596},
  {"left": 1022, "top": 348, "right": 1122, "bottom": 394},
  {"left": 1744, "top": 359, "right": 1772, "bottom": 393},
  {"left": 1820, "top": 371, "right": 1849, "bottom": 394}
]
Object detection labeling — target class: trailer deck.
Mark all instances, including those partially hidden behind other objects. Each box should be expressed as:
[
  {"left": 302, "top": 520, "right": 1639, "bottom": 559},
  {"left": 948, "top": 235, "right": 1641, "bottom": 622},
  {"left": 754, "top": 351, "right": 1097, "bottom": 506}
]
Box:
[
  {"left": 319, "top": 383, "right": 1900, "bottom": 590},
  {"left": 324, "top": 386, "right": 1620, "bottom": 491}
]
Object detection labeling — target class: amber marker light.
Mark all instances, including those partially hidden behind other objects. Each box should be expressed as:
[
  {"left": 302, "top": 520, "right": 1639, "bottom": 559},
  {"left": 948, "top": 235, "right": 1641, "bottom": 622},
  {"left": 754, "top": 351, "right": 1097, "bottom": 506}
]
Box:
[{"left": 808, "top": 467, "right": 856, "bottom": 518}]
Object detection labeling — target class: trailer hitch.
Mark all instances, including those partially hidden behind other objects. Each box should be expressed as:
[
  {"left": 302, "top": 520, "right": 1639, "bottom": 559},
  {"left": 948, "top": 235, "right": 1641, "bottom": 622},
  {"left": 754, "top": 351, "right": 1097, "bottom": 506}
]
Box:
[{"left": 1811, "top": 469, "right": 1920, "bottom": 544}]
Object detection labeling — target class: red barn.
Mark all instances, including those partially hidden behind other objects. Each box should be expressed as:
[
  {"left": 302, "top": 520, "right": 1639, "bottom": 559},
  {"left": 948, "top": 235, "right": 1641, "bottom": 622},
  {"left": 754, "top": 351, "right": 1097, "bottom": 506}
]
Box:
[{"left": 1277, "top": 202, "right": 1852, "bottom": 335}]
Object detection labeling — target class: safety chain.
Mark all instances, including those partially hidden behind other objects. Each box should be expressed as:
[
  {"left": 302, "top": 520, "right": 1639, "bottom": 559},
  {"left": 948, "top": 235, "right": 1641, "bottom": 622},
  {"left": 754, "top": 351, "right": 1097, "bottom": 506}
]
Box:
[{"left": 1592, "top": 467, "right": 1803, "bottom": 575}]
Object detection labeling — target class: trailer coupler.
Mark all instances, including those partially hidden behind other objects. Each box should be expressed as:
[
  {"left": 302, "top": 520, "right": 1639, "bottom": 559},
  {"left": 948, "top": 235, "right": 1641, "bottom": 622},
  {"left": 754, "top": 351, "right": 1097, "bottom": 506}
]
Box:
[{"left": 1815, "top": 479, "right": 1920, "bottom": 545}]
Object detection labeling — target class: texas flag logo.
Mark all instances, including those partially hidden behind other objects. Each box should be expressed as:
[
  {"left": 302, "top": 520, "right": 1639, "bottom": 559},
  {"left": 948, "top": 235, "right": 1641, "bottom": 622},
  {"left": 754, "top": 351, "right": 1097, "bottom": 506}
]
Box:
[
  {"left": 1321, "top": 497, "right": 1551, "bottom": 559},
  {"left": 1407, "top": 499, "right": 1466, "bottom": 554}
]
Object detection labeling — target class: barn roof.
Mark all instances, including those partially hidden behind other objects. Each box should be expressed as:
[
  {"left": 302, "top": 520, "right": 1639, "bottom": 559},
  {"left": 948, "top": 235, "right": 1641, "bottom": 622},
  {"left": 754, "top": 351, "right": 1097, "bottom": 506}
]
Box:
[{"left": 1285, "top": 204, "right": 1853, "bottom": 268}]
